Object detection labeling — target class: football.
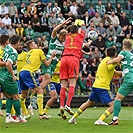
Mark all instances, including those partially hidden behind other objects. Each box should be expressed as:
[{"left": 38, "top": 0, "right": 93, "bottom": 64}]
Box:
[{"left": 88, "top": 30, "right": 98, "bottom": 41}]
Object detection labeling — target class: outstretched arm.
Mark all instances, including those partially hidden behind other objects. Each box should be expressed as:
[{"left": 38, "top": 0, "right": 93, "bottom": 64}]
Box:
[
  {"left": 107, "top": 56, "right": 123, "bottom": 64},
  {"left": 52, "top": 17, "right": 72, "bottom": 38}
]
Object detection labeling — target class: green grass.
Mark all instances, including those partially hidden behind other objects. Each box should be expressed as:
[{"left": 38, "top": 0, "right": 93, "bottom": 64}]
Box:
[{"left": 0, "top": 107, "right": 133, "bottom": 133}]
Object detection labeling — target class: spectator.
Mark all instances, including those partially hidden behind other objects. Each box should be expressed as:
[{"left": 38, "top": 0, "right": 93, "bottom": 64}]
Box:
[
  {"left": 61, "top": 1, "right": 70, "bottom": 19},
  {"left": 106, "top": 24, "right": 117, "bottom": 42},
  {"left": 86, "top": 22, "right": 96, "bottom": 38},
  {"left": 18, "top": 3, "right": 27, "bottom": 18},
  {"left": 80, "top": 58, "right": 91, "bottom": 78},
  {"left": 78, "top": 2, "right": 87, "bottom": 18},
  {"left": 12, "top": 13, "right": 21, "bottom": 28},
  {"left": 7, "top": 25, "right": 16, "bottom": 37},
  {"left": 0, "top": 23, "right": 8, "bottom": 35},
  {"left": 24, "top": 24, "right": 34, "bottom": 39},
  {"left": 90, "top": 12, "right": 101, "bottom": 27},
  {"left": 53, "top": 3, "right": 61, "bottom": 17},
  {"left": 46, "top": 2, "right": 52, "bottom": 16},
  {"left": 21, "top": 11, "right": 31, "bottom": 28},
  {"left": 126, "top": 0, "right": 133, "bottom": 14},
  {"left": 127, "top": 25, "right": 133, "bottom": 38},
  {"left": 16, "top": 23, "right": 24, "bottom": 38},
  {"left": 95, "top": 35, "right": 106, "bottom": 56},
  {"left": 41, "top": 12, "right": 49, "bottom": 32},
  {"left": 88, "top": 5, "right": 95, "bottom": 18},
  {"left": 57, "top": 12, "right": 65, "bottom": 25},
  {"left": 8, "top": 1, "right": 18, "bottom": 19},
  {"left": 83, "top": 11, "right": 91, "bottom": 28},
  {"left": 115, "top": 3, "right": 123, "bottom": 18},
  {"left": 36, "top": 1, "right": 44, "bottom": 19},
  {"left": 96, "top": 0, "right": 106, "bottom": 17},
  {"left": 96, "top": 22, "right": 106, "bottom": 39},
  {"left": 119, "top": 12, "right": 130, "bottom": 28},
  {"left": 2, "top": 13, "right": 12, "bottom": 27},
  {"left": 109, "top": 11, "right": 121, "bottom": 36},
  {"left": 31, "top": 14, "right": 41, "bottom": 32},
  {"left": 27, "top": 2, "right": 37, "bottom": 17},
  {"left": 70, "top": 1, "right": 78, "bottom": 18},
  {"left": 91, "top": 47, "right": 102, "bottom": 61},
  {"left": 65, "top": 11, "right": 76, "bottom": 22},
  {"left": 0, "top": 2, "right": 8, "bottom": 18},
  {"left": 41, "top": 35, "right": 48, "bottom": 55},
  {"left": 105, "top": 2, "right": 113, "bottom": 15},
  {"left": 37, "top": 37, "right": 44, "bottom": 49},
  {"left": 48, "top": 12, "right": 57, "bottom": 32},
  {"left": 106, "top": 36, "right": 115, "bottom": 48},
  {"left": 101, "top": 13, "right": 112, "bottom": 28}
]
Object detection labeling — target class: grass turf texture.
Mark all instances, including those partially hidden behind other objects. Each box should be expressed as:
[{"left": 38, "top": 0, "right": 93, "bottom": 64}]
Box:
[{"left": 0, "top": 107, "right": 133, "bottom": 133}]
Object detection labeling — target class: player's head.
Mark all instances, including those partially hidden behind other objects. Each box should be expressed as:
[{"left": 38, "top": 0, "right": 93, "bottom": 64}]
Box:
[
  {"left": 17, "top": 43, "right": 23, "bottom": 54},
  {"left": 10, "top": 35, "right": 21, "bottom": 49},
  {"left": 122, "top": 39, "right": 132, "bottom": 51},
  {"left": 69, "top": 25, "right": 78, "bottom": 34},
  {"left": 58, "top": 29, "right": 68, "bottom": 43},
  {"left": 106, "top": 47, "right": 117, "bottom": 58},
  {"left": 26, "top": 40, "right": 38, "bottom": 49},
  {"left": 0, "top": 34, "right": 9, "bottom": 46}
]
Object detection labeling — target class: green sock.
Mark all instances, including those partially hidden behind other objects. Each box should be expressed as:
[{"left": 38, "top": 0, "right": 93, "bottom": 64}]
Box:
[
  {"left": 77, "top": 76, "right": 86, "bottom": 90},
  {"left": 114, "top": 100, "right": 121, "bottom": 117},
  {"left": 0, "top": 99, "right": 2, "bottom": 109},
  {"left": 6, "top": 98, "right": 13, "bottom": 114},
  {"left": 13, "top": 100, "right": 21, "bottom": 116}
]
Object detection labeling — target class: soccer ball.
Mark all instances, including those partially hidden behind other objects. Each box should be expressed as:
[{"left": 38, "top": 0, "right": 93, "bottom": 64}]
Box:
[{"left": 88, "top": 30, "right": 98, "bottom": 41}]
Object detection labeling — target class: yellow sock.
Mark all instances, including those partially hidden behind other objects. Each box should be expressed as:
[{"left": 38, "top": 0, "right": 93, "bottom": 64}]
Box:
[
  {"left": 20, "top": 96, "right": 28, "bottom": 115},
  {"left": 73, "top": 108, "right": 83, "bottom": 118},
  {"left": 11, "top": 105, "right": 16, "bottom": 115},
  {"left": 37, "top": 94, "right": 44, "bottom": 115},
  {"left": 44, "top": 106, "right": 50, "bottom": 114},
  {"left": 2, "top": 100, "right": 6, "bottom": 105},
  {"left": 99, "top": 110, "right": 111, "bottom": 121}
]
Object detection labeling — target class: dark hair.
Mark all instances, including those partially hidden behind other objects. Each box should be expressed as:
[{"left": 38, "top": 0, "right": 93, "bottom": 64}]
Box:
[
  {"left": 26, "top": 39, "right": 34, "bottom": 46},
  {"left": 69, "top": 25, "right": 78, "bottom": 34},
  {"left": 0, "top": 35, "right": 9, "bottom": 45},
  {"left": 10, "top": 35, "right": 21, "bottom": 45},
  {"left": 106, "top": 47, "right": 116, "bottom": 57}
]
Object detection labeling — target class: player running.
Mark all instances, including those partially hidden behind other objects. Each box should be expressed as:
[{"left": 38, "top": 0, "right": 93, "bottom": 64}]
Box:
[
  {"left": 107, "top": 40, "right": 133, "bottom": 125},
  {"left": 68, "top": 47, "right": 121, "bottom": 125}
]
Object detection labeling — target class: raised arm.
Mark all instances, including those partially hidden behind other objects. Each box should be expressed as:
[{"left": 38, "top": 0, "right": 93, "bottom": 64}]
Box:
[{"left": 52, "top": 17, "right": 72, "bottom": 38}]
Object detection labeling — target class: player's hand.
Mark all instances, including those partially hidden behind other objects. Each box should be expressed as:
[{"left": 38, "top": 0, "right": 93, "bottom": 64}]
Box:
[
  {"left": 64, "top": 17, "right": 72, "bottom": 25},
  {"left": 52, "top": 52, "right": 56, "bottom": 58},
  {"left": 12, "top": 75, "right": 18, "bottom": 81},
  {"left": 106, "top": 60, "right": 112, "bottom": 65}
]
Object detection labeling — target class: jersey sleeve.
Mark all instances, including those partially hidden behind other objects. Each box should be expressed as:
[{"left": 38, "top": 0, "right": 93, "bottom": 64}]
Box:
[
  {"left": 40, "top": 50, "right": 46, "bottom": 61},
  {"left": 8, "top": 53, "right": 18, "bottom": 64},
  {"left": 118, "top": 51, "right": 125, "bottom": 59},
  {"left": 0, "top": 50, "right": 3, "bottom": 59},
  {"left": 50, "top": 36, "right": 57, "bottom": 43}
]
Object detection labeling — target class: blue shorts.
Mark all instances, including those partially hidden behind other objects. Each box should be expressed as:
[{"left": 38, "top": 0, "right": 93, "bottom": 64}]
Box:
[
  {"left": 89, "top": 87, "right": 114, "bottom": 104},
  {"left": 17, "top": 80, "right": 22, "bottom": 94},
  {"left": 19, "top": 70, "right": 40, "bottom": 90},
  {"left": 46, "top": 82, "right": 61, "bottom": 95}
]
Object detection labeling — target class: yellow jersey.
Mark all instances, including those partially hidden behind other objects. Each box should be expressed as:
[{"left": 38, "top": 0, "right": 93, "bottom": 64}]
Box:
[
  {"left": 21, "top": 49, "right": 46, "bottom": 73},
  {"left": 93, "top": 57, "right": 117, "bottom": 90},
  {"left": 17, "top": 51, "right": 27, "bottom": 76},
  {"left": 51, "top": 61, "right": 60, "bottom": 83},
  {"left": 0, "top": 46, "right": 4, "bottom": 69},
  {"left": 0, "top": 46, "right": 4, "bottom": 59}
]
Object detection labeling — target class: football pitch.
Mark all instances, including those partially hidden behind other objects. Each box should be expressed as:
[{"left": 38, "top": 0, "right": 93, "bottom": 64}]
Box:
[{"left": 0, "top": 107, "right": 133, "bottom": 133}]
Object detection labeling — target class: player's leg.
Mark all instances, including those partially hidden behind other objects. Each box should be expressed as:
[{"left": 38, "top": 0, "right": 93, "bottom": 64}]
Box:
[
  {"left": 0, "top": 92, "right": 4, "bottom": 116},
  {"left": 109, "top": 81, "right": 133, "bottom": 125},
  {"left": 44, "top": 83, "right": 58, "bottom": 115},
  {"left": 68, "top": 100, "right": 94, "bottom": 124},
  {"left": 65, "top": 78, "right": 76, "bottom": 115},
  {"left": 94, "top": 90, "right": 114, "bottom": 125}
]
